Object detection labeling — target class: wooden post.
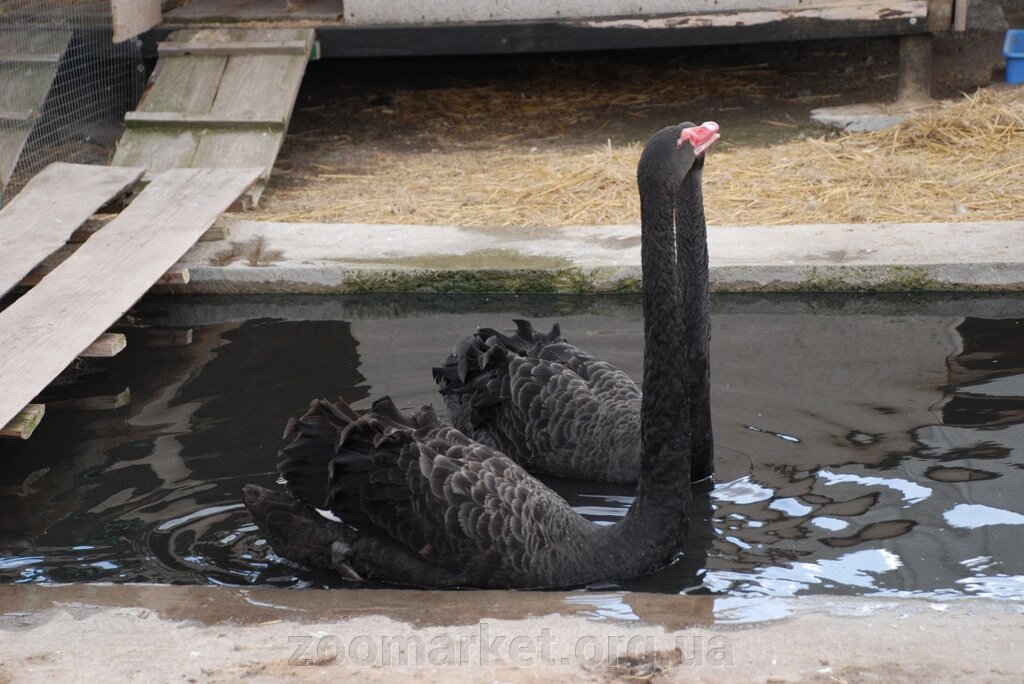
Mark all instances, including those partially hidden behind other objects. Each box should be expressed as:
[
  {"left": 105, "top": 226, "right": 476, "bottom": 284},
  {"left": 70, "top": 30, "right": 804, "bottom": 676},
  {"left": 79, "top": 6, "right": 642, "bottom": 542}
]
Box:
[
  {"left": 1, "top": 404, "right": 44, "bottom": 439},
  {"left": 953, "top": 0, "right": 970, "bottom": 32},
  {"left": 80, "top": 333, "right": 127, "bottom": 358},
  {"left": 110, "top": 0, "right": 162, "bottom": 43},
  {"left": 897, "top": 33, "right": 933, "bottom": 103}
]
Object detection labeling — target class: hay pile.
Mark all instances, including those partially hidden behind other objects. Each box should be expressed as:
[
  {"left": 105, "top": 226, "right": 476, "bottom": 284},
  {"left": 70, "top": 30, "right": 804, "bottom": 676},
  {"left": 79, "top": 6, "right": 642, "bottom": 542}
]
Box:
[
  {"left": 708, "top": 87, "right": 1024, "bottom": 225},
  {"left": 254, "top": 87, "right": 1023, "bottom": 227}
]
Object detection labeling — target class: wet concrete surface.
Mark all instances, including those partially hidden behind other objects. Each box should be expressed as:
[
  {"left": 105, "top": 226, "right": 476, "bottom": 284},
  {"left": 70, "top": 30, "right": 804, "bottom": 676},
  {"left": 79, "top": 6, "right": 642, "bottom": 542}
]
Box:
[
  {"left": 173, "top": 219, "right": 1024, "bottom": 293},
  {"left": 0, "top": 584, "right": 716, "bottom": 629},
  {"left": 2, "top": 584, "right": 1023, "bottom": 683}
]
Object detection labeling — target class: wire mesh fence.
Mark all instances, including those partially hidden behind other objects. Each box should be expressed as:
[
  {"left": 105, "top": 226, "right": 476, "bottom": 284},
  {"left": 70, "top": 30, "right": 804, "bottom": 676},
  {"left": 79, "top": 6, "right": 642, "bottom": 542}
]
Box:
[{"left": 0, "top": 0, "right": 144, "bottom": 204}]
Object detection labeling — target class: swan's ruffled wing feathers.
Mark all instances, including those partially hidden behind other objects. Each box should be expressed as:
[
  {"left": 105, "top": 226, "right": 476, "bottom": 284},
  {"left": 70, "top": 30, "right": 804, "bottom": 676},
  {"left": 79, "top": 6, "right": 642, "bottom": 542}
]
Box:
[
  {"left": 432, "top": 319, "right": 559, "bottom": 390},
  {"left": 277, "top": 396, "right": 413, "bottom": 510},
  {"left": 274, "top": 396, "right": 585, "bottom": 582},
  {"left": 434, "top": 320, "right": 642, "bottom": 482}
]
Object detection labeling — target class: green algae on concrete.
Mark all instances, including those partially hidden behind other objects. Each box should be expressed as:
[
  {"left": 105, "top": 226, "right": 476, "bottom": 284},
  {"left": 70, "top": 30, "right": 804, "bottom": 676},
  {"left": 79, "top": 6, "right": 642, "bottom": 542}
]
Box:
[
  {"left": 177, "top": 262, "right": 1019, "bottom": 295},
  {"left": 800, "top": 265, "right": 947, "bottom": 292},
  {"left": 342, "top": 260, "right": 968, "bottom": 294},
  {"left": 344, "top": 266, "right": 643, "bottom": 294},
  {"left": 336, "top": 249, "right": 645, "bottom": 293}
]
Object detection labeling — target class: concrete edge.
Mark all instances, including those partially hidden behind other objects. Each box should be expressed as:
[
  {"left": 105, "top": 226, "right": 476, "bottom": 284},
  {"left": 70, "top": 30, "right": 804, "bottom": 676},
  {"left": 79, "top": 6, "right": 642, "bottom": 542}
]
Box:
[
  {"left": 2, "top": 585, "right": 1023, "bottom": 682},
  {"left": 168, "top": 219, "right": 1024, "bottom": 294}
]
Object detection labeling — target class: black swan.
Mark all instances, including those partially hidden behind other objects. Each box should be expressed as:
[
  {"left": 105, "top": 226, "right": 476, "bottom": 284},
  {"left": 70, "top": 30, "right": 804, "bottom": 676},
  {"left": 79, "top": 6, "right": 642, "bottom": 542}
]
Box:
[
  {"left": 433, "top": 124, "right": 718, "bottom": 485},
  {"left": 242, "top": 121, "right": 719, "bottom": 588}
]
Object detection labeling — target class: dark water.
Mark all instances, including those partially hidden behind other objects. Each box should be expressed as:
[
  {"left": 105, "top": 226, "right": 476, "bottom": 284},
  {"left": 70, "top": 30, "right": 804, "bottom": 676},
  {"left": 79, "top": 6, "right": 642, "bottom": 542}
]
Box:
[{"left": 2, "top": 294, "right": 1024, "bottom": 600}]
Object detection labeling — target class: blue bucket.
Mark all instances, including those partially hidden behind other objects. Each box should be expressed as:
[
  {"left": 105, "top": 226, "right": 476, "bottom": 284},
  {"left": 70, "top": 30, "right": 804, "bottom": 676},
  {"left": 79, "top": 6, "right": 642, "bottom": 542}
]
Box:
[{"left": 1006, "top": 29, "right": 1024, "bottom": 84}]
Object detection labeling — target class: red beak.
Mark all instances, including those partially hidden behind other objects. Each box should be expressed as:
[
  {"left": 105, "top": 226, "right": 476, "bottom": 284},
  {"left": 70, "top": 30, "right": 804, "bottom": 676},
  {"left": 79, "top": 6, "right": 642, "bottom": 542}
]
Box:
[{"left": 678, "top": 121, "right": 720, "bottom": 156}]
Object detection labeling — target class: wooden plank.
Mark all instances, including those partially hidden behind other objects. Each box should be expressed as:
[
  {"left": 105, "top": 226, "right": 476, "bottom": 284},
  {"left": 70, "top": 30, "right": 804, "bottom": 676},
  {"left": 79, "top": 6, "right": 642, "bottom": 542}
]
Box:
[
  {"left": 1, "top": 404, "right": 44, "bottom": 439},
  {"left": 15, "top": 242, "right": 74, "bottom": 287},
  {"left": 79, "top": 333, "right": 127, "bottom": 358},
  {"left": 0, "top": 29, "right": 71, "bottom": 59},
  {"left": 0, "top": 54, "right": 61, "bottom": 64},
  {"left": 191, "top": 129, "right": 281, "bottom": 176},
  {"left": 71, "top": 215, "right": 228, "bottom": 243},
  {"left": 130, "top": 328, "right": 194, "bottom": 348},
  {"left": 170, "top": 27, "right": 315, "bottom": 45},
  {"left": 111, "top": 0, "right": 162, "bottom": 43},
  {"left": 158, "top": 265, "right": 191, "bottom": 285},
  {"left": 209, "top": 51, "right": 309, "bottom": 122},
  {"left": 581, "top": 2, "right": 929, "bottom": 29},
  {"left": 0, "top": 127, "right": 31, "bottom": 192},
  {"left": 926, "top": 0, "right": 954, "bottom": 31},
  {"left": 158, "top": 41, "right": 310, "bottom": 57},
  {"left": 205, "top": 219, "right": 232, "bottom": 242},
  {"left": 19, "top": 263, "right": 187, "bottom": 288},
  {"left": 952, "top": 0, "right": 969, "bottom": 31},
  {"left": 0, "top": 163, "right": 145, "bottom": 297},
  {"left": 0, "top": 167, "right": 261, "bottom": 432},
  {"left": 69, "top": 214, "right": 117, "bottom": 243},
  {"left": 112, "top": 129, "right": 199, "bottom": 171},
  {"left": 125, "top": 111, "right": 286, "bottom": 129},
  {"left": 0, "top": 62, "right": 60, "bottom": 189},
  {"left": 111, "top": 28, "right": 310, "bottom": 203},
  {"left": 0, "top": 108, "right": 39, "bottom": 121},
  {"left": 164, "top": 0, "right": 343, "bottom": 23},
  {"left": 227, "top": 182, "right": 268, "bottom": 211},
  {"left": 49, "top": 388, "right": 131, "bottom": 412},
  {"left": 0, "top": 61, "right": 61, "bottom": 113},
  {"left": 342, "top": 0, "right": 922, "bottom": 23},
  {"left": 138, "top": 55, "right": 227, "bottom": 114}
]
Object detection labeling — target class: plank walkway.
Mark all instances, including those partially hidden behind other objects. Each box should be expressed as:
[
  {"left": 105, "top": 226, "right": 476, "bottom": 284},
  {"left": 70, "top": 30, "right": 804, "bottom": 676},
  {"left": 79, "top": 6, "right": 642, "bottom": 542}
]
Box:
[
  {"left": 0, "top": 163, "right": 144, "bottom": 297},
  {"left": 112, "top": 27, "right": 315, "bottom": 206},
  {"left": 0, "top": 29, "right": 72, "bottom": 196},
  {"left": 0, "top": 166, "right": 261, "bottom": 437}
]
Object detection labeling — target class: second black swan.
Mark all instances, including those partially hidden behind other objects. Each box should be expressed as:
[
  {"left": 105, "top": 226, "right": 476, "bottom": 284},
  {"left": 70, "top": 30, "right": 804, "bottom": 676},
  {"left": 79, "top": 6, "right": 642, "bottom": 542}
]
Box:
[{"left": 434, "top": 122, "right": 718, "bottom": 484}]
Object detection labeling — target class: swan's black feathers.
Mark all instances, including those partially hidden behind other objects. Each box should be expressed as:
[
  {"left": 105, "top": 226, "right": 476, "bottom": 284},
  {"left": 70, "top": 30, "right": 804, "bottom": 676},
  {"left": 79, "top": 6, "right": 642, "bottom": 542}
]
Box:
[
  {"left": 244, "top": 122, "right": 713, "bottom": 589},
  {"left": 433, "top": 320, "right": 642, "bottom": 483},
  {"left": 259, "top": 396, "right": 592, "bottom": 587}
]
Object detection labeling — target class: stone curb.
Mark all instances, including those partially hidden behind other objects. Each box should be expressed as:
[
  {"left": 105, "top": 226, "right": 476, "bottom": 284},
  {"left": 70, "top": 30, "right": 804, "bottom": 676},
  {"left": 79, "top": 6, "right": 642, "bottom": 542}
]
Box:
[{"left": 172, "top": 219, "right": 1024, "bottom": 293}]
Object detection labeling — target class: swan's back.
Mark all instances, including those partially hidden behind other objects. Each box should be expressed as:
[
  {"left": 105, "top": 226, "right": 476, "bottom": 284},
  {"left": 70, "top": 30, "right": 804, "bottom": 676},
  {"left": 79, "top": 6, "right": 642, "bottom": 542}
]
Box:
[{"left": 433, "top": 319, "right": 641, "bottom": 483}]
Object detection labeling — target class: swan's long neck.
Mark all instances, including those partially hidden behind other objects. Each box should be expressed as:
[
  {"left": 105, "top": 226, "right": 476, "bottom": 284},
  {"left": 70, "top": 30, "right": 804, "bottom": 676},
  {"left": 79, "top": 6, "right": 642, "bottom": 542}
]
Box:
[
  {"left": 676, "top": 167, "right": 714, "bottom": 482},
  {"left": 621, "top": 172, "right": 693, "bottom": 545}
]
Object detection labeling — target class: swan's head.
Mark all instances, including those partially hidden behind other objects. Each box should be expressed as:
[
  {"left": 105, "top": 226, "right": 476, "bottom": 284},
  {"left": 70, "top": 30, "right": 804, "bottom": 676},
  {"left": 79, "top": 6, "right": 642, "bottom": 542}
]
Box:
[
  {"left": 678, "top": 121, "right": 720, "bottom": 157},
  {"left": 638, "top": 121, "right": 719, "bottom": 190}
]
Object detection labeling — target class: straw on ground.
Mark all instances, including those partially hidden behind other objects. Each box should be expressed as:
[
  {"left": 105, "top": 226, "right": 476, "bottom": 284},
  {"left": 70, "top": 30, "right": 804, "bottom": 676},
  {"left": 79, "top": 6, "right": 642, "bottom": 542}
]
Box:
[{"left": 254, "top": 88, "right": 1024, "bottom": 227}]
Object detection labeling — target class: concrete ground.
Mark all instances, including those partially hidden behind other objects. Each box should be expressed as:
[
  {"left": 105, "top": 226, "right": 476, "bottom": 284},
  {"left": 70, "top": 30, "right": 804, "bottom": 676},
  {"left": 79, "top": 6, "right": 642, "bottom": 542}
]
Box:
[
  {"left": 173, "top": 218, "right": 1024, "bottom": 293},
  {"left": 1, "top": 584, "right": 1022, "bottom": 683}
]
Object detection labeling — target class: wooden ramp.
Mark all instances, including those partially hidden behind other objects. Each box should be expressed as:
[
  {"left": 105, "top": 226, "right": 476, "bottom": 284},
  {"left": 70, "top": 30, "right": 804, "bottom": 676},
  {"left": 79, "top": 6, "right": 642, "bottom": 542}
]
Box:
[
  {"left": 0, "top": 29, "right": 72, "bottom": 197},
  {"left": 0, "top": 165, "right": 261, "bottom": 438},
  {"left": 112, "top": 27, "right": 315, "bottom": 206},
  {"left": 0, "top": 163, "right": 144, "bottom": 297}
]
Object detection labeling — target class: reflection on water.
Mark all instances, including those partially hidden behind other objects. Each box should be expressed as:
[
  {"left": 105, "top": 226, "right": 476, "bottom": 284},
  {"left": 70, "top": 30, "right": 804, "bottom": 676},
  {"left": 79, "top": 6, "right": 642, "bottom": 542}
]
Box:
[{"left": 1, "top": 295, "right": 1023, "bottom": 600}]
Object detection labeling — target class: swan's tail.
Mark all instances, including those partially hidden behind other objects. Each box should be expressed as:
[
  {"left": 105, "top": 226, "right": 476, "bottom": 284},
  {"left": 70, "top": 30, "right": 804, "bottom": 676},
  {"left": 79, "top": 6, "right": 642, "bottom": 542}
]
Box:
[
  {"left": 242, "top": 484, "right": 360, "bottom": 577},
  {"left": 245, "top": 397, "right": 445, "bottom": 579},
  {"left": 432, "top": 319, "right": 562, "bottom": 428},
  {"left": 276, "top": 396, "right": 439, "bottom": 511}
]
